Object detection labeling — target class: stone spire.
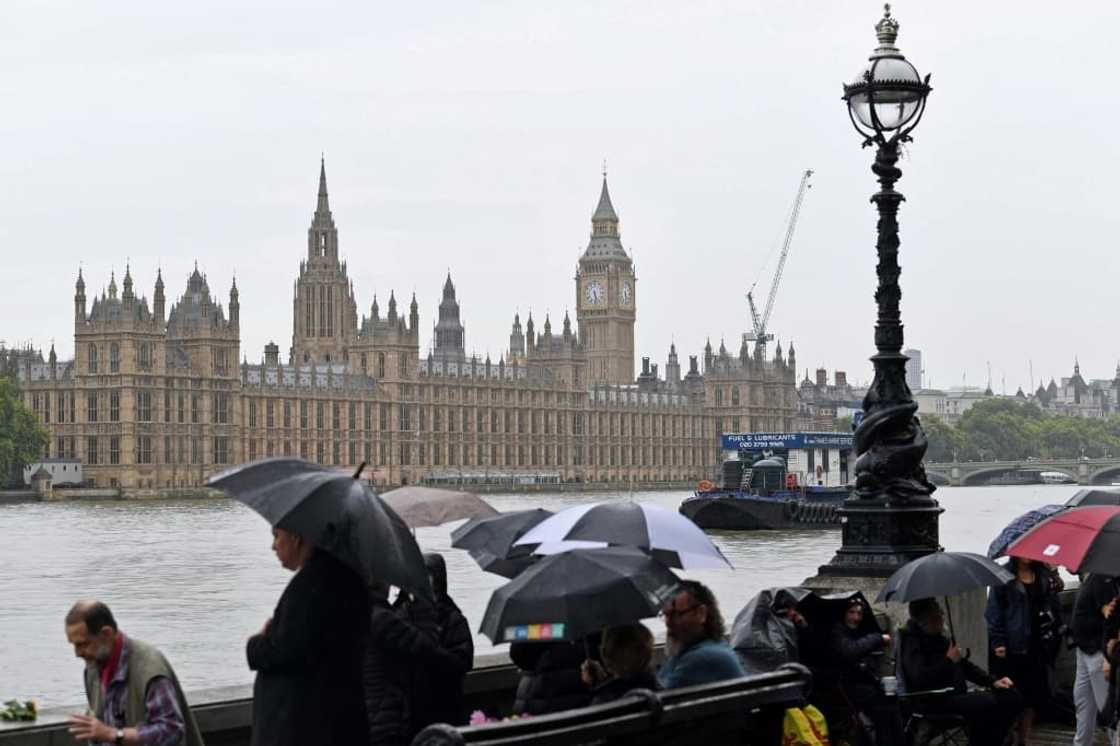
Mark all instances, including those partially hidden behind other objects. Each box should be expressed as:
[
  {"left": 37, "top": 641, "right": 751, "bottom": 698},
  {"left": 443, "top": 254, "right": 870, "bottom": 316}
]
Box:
[
  {"left": 317, "top": 156, "right": 330, "bottom": 216},
  {"left": 591, "top": 173, "right": 621, "bottom": 240},
  {"left": 154, "top": 268, "right": 165, "bottom": 321},
  {"left": 525, "top": 312, "right": 535, "bottom": 351},
  {"left": 108, "top": 270, "right": 118, "bottom": 299},
  {"left": 371, "top": 294, "right": 379, "bottom": 320},
  {"left": 229, "top": 276, "right": 240, "bottom": 326},
  {"left": 388, "top": 291, "right": 397, "bottom": 321},
  {"left": 410, "top": 292, "right": 419, "bottom": 330},
  {"left": 308, "top": 157, "right": 338, "bottom": 262},
  {"left": 75, "top": 268, "right": 87, "bottom": 324},
  {"left": 509, "top": 313, "right": 525, "bottom": 359},
  {"left": 562, "top": 311, "right": 572, "bottom": 339},
  {"left": 122, "top": 263, "right": 134, "bottom": 300}
]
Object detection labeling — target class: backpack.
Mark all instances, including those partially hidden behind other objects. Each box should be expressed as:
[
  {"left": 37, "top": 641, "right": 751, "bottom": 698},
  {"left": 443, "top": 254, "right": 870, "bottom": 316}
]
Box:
[{"left": 782, "top": 704, "right": 831, "bottom": 745}]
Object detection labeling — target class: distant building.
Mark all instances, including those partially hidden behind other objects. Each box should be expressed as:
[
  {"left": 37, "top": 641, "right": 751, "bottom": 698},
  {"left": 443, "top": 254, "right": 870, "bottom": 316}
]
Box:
[
  {"left": 796, "top": 368, "right": 865, "bottom": 431},
  {"left": 22, "top": 458, "right": 83, "bottom": 486},
  {"left": 914, "top": 387, "right": 990, "bottom": 425},
  {"left": 904, "top": 348, "right": 923, "bottom": 391},
  {"left": 16, "top": 162, "right": 798, "bottom": 489}
]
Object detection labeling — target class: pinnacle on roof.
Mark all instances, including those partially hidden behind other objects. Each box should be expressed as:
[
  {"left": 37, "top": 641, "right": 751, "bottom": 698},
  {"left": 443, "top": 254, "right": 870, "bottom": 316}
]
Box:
[
  {"left": 76, "top": 267, "right": 85, "bottom": 292},
  {"left": 410, "top": 292, "right": 418, "bottom": 311},
  {"left": 443, "top": 272, "right": 455, "bottom": 299},
  {"left": 155, "top": 267, "right": 164, "bottom": 290},
  {"left": 592, "top": 175, "right": 619, "bottom": 222},
  {"left": 108, "top": 270, "right": 118, "bottom": 299},
  {"left": 317, "top": 156, "right": 330, "bottom": 215}
]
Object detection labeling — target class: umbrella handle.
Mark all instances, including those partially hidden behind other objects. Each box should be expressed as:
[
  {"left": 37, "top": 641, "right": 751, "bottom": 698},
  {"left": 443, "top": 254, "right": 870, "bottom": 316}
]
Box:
[
  {"left": 353, "top": 461, "right": 367, "bottom": 479},
  {"left": 944, "top": 596, "right": 956, "bottom": 645}
]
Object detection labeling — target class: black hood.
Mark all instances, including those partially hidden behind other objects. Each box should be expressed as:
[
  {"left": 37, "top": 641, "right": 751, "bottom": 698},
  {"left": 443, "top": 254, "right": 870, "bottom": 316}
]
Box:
[{"left": 424, "top": 552, "right": 448, "bottom": 598}]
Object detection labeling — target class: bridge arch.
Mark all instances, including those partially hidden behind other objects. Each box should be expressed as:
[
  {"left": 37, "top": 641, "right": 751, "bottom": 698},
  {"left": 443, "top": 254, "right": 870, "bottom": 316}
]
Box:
[
  {"left": 925, "top": 469, "right": 951, "bottom": 486},
  {"left": 1090, "top": 466, "right": 1120, "bottom": 486},
  {"left": 960, "top": 465, "right": 1078, "bottom": 486}
]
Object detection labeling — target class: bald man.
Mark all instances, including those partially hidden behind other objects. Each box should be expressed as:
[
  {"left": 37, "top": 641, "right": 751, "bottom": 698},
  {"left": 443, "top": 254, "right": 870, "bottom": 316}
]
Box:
[{"left": 64, "top": 600, "right": 203, "bottom": 746}]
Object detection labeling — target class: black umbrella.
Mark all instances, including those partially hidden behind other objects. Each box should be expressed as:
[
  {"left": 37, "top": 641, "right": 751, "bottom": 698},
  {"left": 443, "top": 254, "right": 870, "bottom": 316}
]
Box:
[
  {"left": 1066, "top": 488, "right": 1120, "bottom": 508},
  {"left": 876, "top": 551, "right": 1012, "bottom": 640},
  {"left": 451, "top": 508, "right": 553, "bottom": 578},
  {"left": 479, "top": 546, "right": 680, "bottom": 644},
  {"left": 209, "top": 458, "right": 432, "bottom": 600}
]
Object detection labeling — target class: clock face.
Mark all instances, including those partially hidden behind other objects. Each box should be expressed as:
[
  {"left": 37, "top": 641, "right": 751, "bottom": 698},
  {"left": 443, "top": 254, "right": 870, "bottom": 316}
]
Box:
[
  {"left": 585, "top": 280, "right": 604, "bottom": 305},
  {"left": 621, "top": 282, "right": 632, "bottom": 305}
]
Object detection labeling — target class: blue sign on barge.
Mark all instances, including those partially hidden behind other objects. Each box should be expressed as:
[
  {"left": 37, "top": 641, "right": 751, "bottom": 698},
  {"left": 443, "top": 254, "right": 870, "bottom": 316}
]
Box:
[{"left": 679, "top": 432, "right": 854, "bottom": 531}]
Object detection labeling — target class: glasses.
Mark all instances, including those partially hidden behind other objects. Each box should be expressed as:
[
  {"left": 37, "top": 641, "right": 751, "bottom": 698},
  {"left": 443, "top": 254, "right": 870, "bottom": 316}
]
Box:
[{"left": 661, "top": 604, "right": 701, "bottom": 620}]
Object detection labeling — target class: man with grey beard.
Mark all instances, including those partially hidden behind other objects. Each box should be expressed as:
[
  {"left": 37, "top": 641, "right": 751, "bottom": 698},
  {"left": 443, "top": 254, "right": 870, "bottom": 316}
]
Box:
[
  {"left": 64, "top": 600, "right": 203, "bottom": 746},
  {"left": 657, "top": 580, "right": 745, "bottom": 689}
]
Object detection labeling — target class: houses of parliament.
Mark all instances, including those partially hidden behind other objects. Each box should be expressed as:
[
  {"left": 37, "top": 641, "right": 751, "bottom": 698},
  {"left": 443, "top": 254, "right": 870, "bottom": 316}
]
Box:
[{"left": 17, "top": 162, "right": 798, "bottom": 489}]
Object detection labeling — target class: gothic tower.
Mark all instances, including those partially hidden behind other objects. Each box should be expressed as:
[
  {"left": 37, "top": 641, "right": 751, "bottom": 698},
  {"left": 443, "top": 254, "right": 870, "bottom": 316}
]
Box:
[
  {"left": 432, "top": 273, "right": 466, "bottom": 364},
  {"left": 291, "top": 158, "right": 359, "bottom": 365},
  {"left": 575, "top": 173, "right": 636, "bottom": 385}
]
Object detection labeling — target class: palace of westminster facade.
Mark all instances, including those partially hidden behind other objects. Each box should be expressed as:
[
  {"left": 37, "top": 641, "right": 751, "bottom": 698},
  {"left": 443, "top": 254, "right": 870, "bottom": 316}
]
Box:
[{"left": 17, "top": 162, "right": 798, "bottom": 488}]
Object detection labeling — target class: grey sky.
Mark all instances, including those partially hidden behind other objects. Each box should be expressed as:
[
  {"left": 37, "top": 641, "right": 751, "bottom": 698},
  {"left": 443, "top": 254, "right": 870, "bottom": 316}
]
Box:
[{"left": 3, "top": 1, "right": 1116, "bottom": 395}]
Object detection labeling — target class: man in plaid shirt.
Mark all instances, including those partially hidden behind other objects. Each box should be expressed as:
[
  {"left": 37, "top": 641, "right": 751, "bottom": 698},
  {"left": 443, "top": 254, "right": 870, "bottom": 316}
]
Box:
[{"left": 65, "top": 600, "right": 204, "bottom": 746}]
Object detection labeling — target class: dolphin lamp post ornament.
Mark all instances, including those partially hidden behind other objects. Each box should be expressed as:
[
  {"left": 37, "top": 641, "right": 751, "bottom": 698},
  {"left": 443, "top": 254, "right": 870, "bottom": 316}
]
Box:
[{"left": 819, "top": 5, "right": 941, "bottom": 579}]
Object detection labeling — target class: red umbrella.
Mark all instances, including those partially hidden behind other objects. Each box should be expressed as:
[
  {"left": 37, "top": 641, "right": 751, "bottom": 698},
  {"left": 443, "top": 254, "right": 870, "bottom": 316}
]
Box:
[{"left": 1006, "top": 505, "right": 1120, "bottom": 574}]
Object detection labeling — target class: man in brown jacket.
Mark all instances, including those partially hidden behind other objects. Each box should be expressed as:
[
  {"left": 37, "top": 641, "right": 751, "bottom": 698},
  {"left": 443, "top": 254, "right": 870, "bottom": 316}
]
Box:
[{"left": 65, "top": 599, "right": 203, "bottom": 746}]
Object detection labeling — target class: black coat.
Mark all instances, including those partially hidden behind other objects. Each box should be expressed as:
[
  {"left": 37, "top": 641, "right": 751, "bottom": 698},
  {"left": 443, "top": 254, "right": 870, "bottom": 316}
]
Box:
[
  {"left": 1072, "top": 574, "right": 1120, "bottom": 654},
  {"left": 364, "top": 595, "right": 460, "bottom": 745},
  {"left": 246, "top": 551, "right": 370, "bottom": 746},
  {"left": 900, "top": 619, "right": 992, "bottom": 694},
  {"left": 511, "top": 641, "right": 591, "bottom": 716},
  {"left": 420, "top": 553, "right": 474, "bottom": 727},
  {"left": 590, "top": 671, "right": 660, "bottom": 705},
  {"left": 830, "top": 622, "right": 886, "bottom": 687}
]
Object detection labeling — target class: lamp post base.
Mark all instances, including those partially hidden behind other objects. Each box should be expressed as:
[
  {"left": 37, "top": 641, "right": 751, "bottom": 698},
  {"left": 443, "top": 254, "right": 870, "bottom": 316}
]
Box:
[{"left": 812, "top": 495, "right": 943, "bottom": 579}]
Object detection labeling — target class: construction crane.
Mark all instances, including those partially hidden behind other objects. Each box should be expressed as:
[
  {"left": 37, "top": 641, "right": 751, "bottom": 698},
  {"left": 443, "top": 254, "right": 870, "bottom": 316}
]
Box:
[{"left": 745, "top": 169, "right": 813, "bottom": 357}]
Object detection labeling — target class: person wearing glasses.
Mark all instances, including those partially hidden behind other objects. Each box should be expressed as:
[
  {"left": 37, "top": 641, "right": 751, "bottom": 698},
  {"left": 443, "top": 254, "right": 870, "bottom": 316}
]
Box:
[{"left": 658, "top": 580, "right": 745, "bottom": 689}]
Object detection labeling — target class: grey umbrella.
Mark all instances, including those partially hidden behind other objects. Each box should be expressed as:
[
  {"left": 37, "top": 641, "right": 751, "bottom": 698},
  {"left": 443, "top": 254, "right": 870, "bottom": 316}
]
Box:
[
  {"left": 381, "top": 485, "right": 499, "bottom": 528},
  {"left": 208, "top": 458, "right": 432, "bottom": 600}
]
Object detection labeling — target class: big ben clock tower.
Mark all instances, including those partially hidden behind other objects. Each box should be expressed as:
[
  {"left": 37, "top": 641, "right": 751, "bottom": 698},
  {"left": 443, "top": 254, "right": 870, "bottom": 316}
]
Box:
[{"left": 576, "top": 172, "right": 636, "bottom": 385}]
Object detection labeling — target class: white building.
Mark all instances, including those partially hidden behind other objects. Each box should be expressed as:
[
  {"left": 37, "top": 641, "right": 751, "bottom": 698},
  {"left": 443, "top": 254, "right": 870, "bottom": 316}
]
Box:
[{"left": 22, "top": 458, "right": 83, "bottom": 486}]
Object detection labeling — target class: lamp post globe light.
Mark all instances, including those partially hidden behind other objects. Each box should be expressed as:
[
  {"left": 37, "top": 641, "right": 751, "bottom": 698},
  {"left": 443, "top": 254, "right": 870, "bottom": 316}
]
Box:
[{"left": 817, "top": 5, "right": 941, "bottom": 580}]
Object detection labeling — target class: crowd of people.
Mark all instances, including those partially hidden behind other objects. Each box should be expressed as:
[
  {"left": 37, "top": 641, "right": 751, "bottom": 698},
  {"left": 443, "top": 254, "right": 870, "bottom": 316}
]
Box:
[
  {"left": 61, "top": 520, "right": 1120, "bottom": 746},
  {"left": 61, "top": 526, "right": 750, "bottom": 746}
]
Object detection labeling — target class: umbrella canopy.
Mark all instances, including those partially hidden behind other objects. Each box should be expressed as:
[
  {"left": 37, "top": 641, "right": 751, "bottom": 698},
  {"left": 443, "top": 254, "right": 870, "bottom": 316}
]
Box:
[
  {"left": 512, "top": 502, "right": 732, "bottom": 570},
  {"left": 876, "top": 551, "right": 1013, "bottom": 604},
  {"left": 209, "top": 458, "right": 432, "bottom": 599},
  {"left": 1066, "top": 488, "right": 1120, "bottom": 508},
  {"left": 380, "top": 485, "right": 498, "bottom": 528},
  {"left": 1006, "top": 505, "right": 1120, "bottom": 574},
  {"left": 479, "top": 546, "right": 680, "bottom": 644},
  {"left": 450, "top": 508, "right": 553, "bottom": 578},
  {"left": 987, "top": 504, "right": 1066, "bottom": 559}
]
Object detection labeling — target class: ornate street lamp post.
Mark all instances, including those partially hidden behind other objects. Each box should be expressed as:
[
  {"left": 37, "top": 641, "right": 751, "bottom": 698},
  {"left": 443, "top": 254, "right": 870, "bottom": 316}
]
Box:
[{"left": 819, "top": 4, "right": 941, "bottom": 578}]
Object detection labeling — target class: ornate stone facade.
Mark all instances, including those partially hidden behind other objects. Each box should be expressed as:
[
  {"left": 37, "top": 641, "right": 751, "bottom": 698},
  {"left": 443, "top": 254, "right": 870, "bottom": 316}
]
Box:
[{"left": 19, "top": 163, "right": 798, "bottom": 489}]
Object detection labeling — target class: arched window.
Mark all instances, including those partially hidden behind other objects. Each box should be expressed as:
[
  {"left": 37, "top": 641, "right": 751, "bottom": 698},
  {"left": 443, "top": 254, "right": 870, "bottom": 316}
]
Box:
[
  {"left": 731, "top": 386, "right": 740, "bottom": 406},
  {"left": 377, "top": 353, "right": 385, "bottom": 378},
  {"left": 110, "top": 343, "right": 120, "bottom": 373},
  {"left": 360, "top": 353, "right": 368, "bottom": 373},
  {"left": 138, "top": 343, "right": 150, "bottom": 370},
  {"left": 398, "top": 355, "right": 407, "bottom": 378},
  {"left": 88, "top": 344, "right": 99, "bottom": 374}
]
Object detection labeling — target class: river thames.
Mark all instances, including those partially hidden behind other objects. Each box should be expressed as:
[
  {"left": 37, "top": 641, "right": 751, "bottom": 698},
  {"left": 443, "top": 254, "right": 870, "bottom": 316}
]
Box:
[{"left": 0, "top": 484, "right": 1082, "bottom": 707}]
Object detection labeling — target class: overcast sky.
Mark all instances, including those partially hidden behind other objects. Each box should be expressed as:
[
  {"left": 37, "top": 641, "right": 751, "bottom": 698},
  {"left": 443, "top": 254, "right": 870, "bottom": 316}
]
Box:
[{"left": 3, "top": 1, "right": 1117, "bottom": 394}]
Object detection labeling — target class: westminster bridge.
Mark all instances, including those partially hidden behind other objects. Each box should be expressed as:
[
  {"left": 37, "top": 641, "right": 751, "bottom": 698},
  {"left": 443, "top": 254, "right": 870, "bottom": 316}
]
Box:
[{"left": 924, "top": 458, "right": 1120, "bottom": 487}]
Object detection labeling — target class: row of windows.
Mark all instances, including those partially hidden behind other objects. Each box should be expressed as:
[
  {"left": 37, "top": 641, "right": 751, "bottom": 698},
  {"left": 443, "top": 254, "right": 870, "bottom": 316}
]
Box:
[
  {"left": 79, "top": 391, "right": 232, "bottom": 424},
  {"left": 242, "top": 399, "right": 705, "bottom": 439},
  {"left": 85, "top": 343, "right": 230, "bottom": 375},
  {"left": 242, "top": 439, "right": 704, "bottom": 470},
  {"left": 84, "top": 436, "right": 231, "bottom": 466}
]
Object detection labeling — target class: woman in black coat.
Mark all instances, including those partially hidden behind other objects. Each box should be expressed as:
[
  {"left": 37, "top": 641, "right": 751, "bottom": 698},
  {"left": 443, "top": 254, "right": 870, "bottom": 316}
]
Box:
[
  {"left": 247, "top": 528, "right": 371, "bottom": 746},
  {"left": 510, "top": 640, "right": 591, "bottom": 716},
  {"left": 420, "top": 553, "right": 474, "bottom": 726}
]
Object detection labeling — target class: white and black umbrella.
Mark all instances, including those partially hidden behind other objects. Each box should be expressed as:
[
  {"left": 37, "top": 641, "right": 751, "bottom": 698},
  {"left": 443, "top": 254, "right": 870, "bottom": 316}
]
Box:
[{"left": 512, "top": 502, "right": 732, "bottom": 570}]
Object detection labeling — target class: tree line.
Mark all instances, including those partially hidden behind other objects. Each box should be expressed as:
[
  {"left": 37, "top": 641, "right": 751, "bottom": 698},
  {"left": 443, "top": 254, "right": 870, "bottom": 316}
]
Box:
[
  {"left": 0, "top": 346, "right": 48, "bottom": 487},
  {"left": 837, "top": 398, "right": 1120, "bottom": 463}
]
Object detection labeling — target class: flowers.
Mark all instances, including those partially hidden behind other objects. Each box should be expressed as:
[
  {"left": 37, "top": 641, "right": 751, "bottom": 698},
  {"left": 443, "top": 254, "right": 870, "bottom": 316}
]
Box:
[
  {"left": 0, "top": 699, "right": 37, "bottom": 722},
  {"left": 469, "top": 709, "right": 532, "bottom": 726}
]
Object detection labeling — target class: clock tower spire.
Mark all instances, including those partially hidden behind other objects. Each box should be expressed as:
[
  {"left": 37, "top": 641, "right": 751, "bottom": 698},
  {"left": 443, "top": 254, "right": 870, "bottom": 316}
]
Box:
[{"left": 576, "top": 169, "right": 635, "bottom": 385}]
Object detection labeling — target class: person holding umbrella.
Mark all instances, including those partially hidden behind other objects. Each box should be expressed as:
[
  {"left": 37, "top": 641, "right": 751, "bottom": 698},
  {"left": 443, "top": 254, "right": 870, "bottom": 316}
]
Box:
[
  {"left": 246, "top": 526, "right": 371, "bottom": 746},
  {"left": 984, "top": 557, "right": 1064, "bottom": 746},
  {"left": 208, "top": 459, "right": 433, "bottom": 746},
  {"left": 900, "top": 598, "right": 1021, "bottom": 746}
]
